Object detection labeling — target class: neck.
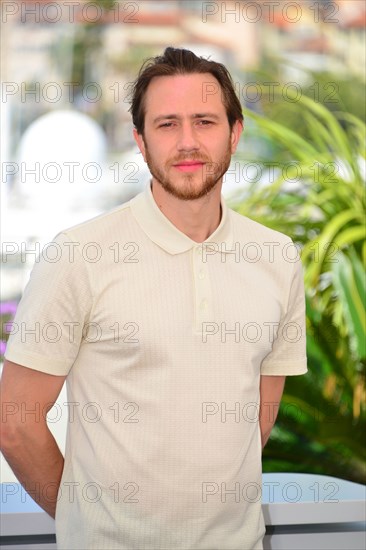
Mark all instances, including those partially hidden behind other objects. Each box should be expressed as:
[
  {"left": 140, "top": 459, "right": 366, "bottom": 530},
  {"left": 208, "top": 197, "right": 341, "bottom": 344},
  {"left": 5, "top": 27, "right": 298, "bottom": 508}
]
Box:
[{"left": 150, "top": 180, "right": 223, "bottom": 243}]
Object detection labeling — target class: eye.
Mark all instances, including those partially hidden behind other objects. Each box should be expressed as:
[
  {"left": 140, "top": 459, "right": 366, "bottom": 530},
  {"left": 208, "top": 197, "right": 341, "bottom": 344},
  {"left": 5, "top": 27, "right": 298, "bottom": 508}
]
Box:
[
  {"left": 158, "top": 122, "right": 174, "bottom": 128},
  {"left": 197, "top": 120, "right": 213, "bottom": 126}
]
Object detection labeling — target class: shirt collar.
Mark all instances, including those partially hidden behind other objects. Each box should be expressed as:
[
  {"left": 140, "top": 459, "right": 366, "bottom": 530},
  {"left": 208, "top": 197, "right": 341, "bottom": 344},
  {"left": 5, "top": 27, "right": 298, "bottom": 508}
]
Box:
[{"left": 129, "top": 182, "right": 234, "bottom": 255}]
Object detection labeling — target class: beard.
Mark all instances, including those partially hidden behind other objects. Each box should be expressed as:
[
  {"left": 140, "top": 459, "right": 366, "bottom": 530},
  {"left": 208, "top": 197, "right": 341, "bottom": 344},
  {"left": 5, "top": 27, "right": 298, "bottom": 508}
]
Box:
[{"left": 143, "top": 139, "right": 232, "bottom": 201}]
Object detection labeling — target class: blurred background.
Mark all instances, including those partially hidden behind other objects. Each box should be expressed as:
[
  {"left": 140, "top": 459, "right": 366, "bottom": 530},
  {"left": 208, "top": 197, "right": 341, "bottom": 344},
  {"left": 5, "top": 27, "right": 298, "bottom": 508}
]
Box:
[{"left": 1, "top": 0, "right": 365, "bottom": 485}]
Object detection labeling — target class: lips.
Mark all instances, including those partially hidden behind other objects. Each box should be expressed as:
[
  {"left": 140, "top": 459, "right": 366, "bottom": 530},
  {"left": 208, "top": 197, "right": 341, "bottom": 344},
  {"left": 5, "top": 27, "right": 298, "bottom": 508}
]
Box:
[
  {"left": 174, "top": 161, "right": 205, "bottom": 166},
  {"left": 172, "top": 160, "right": 206, "bottom": 172},
  {"left": 174, "top": 163, "right": 204, "bottom": 172}
]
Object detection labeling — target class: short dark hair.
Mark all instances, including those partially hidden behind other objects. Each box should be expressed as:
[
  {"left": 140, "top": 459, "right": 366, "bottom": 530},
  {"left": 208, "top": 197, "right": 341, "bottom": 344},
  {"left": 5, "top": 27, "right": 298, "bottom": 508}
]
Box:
[{"left": 129, "top": 47, "right": 243, "bottom": 135}]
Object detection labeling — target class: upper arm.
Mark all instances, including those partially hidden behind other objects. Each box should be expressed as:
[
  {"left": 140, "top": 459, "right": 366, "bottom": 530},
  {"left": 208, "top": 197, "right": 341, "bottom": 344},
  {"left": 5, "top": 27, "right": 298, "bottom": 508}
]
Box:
[
  {"left": 4, "top": 232, "right": 92, "bottom": 378},
  {"left": 259, "top": 375, "right": 286, "bottom": 447},
  {"left": 260, "top": 375, "right": 286, "bottom": 419},
  {"left": 1, "top": 360, "right": 66, "bottom": 431},
  {"left": 260, "top": 375, "right": 286, "bottom": 402},
  {"left": 260, "top": 255, "right": 307, "bottom": 377}
]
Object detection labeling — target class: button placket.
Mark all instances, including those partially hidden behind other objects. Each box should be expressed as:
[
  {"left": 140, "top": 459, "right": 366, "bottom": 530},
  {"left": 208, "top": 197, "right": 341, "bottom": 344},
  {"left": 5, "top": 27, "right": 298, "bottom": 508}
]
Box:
[{"left": 192, "top": 245, "right": 213, "bottom": 333}]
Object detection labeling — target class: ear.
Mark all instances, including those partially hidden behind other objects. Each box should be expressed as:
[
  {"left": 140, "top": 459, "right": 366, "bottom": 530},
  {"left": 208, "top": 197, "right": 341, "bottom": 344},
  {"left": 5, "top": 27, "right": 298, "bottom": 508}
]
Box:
[
  {"left": 230, "top": 119, "right": 244, "bottom": 154},
  {"left": 133, "top": 128, "right": 147, "bottom": 161}
]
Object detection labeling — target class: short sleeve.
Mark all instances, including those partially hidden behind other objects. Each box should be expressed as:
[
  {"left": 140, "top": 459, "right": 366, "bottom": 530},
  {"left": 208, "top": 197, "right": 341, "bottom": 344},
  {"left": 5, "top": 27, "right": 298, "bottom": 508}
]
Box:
[
  {"left": 4, "top": 232, "right": 93, "bottom": 375},
  {"left": 260, "top": 255, "right": 307, "bottom": 376}
]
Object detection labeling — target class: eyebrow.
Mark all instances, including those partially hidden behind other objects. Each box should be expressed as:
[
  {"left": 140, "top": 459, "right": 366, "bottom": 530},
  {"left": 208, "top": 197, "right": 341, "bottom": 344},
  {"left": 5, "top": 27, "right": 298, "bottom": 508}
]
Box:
[{"left": 153, "top": 113, "right": 221, "bottom": 124}]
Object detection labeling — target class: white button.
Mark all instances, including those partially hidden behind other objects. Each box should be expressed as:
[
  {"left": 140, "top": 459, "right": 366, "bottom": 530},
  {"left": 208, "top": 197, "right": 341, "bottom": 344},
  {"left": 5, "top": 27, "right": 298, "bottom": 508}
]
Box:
[
  {"left": 196, "top": 247, "right": 202, "bottom": 255},
  {"left": 198, "top": 270, "right": 205, "bottom": 280},
  {"left": 200, "top": 299, "right": 208, "bottom": 310}
]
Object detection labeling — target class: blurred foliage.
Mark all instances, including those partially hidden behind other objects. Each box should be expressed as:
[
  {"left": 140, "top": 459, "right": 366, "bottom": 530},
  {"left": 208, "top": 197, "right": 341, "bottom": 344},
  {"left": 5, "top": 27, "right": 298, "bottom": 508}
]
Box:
[
  {"left": 230, "top": 88, "right": 366, "bottom": 484},
  {"left": 244, "top": 61, "right": 366, "bottom": 142}
]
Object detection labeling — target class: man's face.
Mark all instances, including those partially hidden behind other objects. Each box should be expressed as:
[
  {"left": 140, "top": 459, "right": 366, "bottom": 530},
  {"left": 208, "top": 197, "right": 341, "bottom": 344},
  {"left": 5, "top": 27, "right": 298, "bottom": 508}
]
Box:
[{"left": 133, "top": 73, "right": 242, "bottom": 201}]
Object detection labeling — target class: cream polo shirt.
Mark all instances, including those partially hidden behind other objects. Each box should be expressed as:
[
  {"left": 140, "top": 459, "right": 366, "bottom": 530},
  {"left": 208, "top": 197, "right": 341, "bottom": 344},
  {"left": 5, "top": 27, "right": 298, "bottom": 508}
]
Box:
[{"left": 5, "top": 182, "right": 307, "bottom": 550}]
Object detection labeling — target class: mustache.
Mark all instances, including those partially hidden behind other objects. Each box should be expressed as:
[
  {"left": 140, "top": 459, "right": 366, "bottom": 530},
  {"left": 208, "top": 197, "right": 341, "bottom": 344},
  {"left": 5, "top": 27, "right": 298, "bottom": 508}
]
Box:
[{"left": 169, "top": 153, "right": 211, "bottom": 164}]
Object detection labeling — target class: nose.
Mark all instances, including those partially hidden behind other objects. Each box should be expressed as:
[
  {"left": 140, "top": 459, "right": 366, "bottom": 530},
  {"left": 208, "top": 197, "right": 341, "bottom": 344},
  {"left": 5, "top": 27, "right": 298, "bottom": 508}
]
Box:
[{"left": 176, "top": 122, "right": 200, "bottom": 152}]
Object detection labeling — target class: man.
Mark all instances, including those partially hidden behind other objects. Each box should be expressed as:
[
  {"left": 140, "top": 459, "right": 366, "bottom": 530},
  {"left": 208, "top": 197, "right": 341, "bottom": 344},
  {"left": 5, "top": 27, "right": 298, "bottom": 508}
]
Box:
[{"left": 1, "top": 47, "right": 307, "bottom": 549}]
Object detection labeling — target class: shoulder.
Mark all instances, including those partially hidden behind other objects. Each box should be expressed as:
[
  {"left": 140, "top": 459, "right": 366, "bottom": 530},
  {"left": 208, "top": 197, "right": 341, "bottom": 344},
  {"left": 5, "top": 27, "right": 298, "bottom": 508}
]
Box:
[
  {"left": 227, "top": 208, "right": 301, "bottom": 271},
  {"left": 53, "top": 198, "right": 135, "bottom": 245},
  {"left": 228, "top": 207, "right": 293, "bottom": 245}
]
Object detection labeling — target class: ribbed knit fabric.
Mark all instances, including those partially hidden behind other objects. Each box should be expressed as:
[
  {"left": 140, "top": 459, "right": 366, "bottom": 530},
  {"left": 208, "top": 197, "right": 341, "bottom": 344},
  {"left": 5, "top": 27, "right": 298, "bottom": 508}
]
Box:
[{"left": 5, "top": 183, "right": 307, "bottom": 549}]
